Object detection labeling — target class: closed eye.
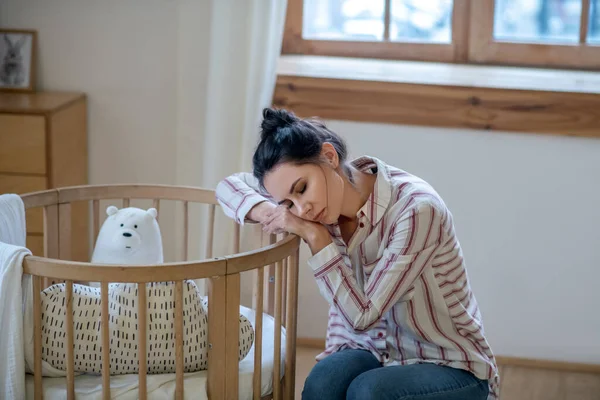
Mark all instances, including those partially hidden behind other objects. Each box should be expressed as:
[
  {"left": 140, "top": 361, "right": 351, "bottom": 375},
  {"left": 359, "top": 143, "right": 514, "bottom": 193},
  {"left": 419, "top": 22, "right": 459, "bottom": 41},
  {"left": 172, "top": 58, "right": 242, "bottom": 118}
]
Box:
[{"left": 288, "top": 183, "right": 307, "bottom": 209}]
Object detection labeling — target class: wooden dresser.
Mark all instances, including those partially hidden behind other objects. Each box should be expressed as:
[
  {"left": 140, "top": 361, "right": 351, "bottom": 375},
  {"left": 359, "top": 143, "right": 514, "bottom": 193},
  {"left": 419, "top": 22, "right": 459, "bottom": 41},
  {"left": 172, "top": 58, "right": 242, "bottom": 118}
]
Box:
[{"left": 0, "top": 91, "right": 89, "bottom": 261}]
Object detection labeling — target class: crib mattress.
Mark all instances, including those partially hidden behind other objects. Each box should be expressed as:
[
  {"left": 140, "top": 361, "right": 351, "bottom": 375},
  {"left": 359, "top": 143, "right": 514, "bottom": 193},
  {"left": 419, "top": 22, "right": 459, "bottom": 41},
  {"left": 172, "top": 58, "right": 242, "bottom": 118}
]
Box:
[{"left": 25, "top": 305, "right": 286, "bottom": 400}]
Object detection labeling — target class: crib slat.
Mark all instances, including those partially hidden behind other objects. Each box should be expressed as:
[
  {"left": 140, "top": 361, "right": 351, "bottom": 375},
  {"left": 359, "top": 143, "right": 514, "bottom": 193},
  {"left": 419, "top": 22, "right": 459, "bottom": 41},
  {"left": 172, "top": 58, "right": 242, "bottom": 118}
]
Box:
[
  {"left": 182, "top": 201, "right": 189, "bottom": 261},
  {"left": 43, "top": 204, "right": 59, "bottom": 259},
  {"left": 43, "top": 204, "right": 59, "bottom": 289},
  {"left": 101, "top": 282, "right": 110, "bottom": 400},
  {"left": 226, "top": 274, "right": 241, "bottom": 400},
  {"left": 59, "top": 203, "right": 72, "bottom": 261},
  {"left": 66, "top": 280, "right": 75, "bottom": 400},
  {"left": 273, "top": 261, "right": 283, "bottom": 400},
  {"left": 207, "top": 276, "right": 226, "bottom": 399},
  {"left": 264, "top": 234, "right": 276, "bottom": 316},
  {"left": 153, "top": 198, "right": 160, "bottom": 220},
  {"left": 93, "top": 200, "right": 100, "bottom": 243},
  {"left": 205, "top": 204, "right": 215, "bottom": 258},
  {"left": 233, "top": 221, "right": 240, "bottom": 254},
  {"left": 252, "top": 266, "right": 264, "bottom": 400},
  {"left": 175, "top": 280, "right": 184, "bottom": 400},
  {"left": 33, "top": 275, "right": 43, "bottom": 400},
  {"left": 123, "top": 198, "right": 130, "bottom": 208},
  {"left": 284, "top": 250, "right": 300, "bottom": 400},
  {"left": 282, "top": 258, "right": 287, "bottom": 326},
  {"left": 138, "top": 283, "right": 147, "bottom": 399}
]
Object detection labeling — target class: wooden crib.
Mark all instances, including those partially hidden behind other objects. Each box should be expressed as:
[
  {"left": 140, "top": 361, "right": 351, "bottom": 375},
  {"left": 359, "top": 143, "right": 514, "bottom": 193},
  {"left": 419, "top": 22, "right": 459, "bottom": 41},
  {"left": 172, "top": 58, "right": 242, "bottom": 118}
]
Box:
[{"left": 20, "top": 184, "right": 301, "bottom": 400}]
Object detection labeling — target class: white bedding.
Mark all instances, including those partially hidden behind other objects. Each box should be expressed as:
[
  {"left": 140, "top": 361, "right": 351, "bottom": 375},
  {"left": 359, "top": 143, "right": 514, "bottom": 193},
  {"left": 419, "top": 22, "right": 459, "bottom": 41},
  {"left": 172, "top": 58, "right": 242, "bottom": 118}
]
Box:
[{"left": 25, "top": 305, "right": 286, "bottom": 399}]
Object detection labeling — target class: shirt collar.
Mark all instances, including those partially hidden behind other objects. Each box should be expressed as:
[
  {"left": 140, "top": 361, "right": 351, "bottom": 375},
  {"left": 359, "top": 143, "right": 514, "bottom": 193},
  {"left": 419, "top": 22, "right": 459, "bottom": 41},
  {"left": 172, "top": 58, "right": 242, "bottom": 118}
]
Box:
[{"left": 350, "top": 156, "right": 392, "bottom": 227}]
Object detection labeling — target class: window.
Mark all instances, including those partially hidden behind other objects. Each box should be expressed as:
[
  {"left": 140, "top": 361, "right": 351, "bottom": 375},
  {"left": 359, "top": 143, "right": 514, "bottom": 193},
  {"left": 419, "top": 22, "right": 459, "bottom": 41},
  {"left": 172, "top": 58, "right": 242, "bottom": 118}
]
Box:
[{"left": 282, "top": 0, "right": 600, "bottom": 69}]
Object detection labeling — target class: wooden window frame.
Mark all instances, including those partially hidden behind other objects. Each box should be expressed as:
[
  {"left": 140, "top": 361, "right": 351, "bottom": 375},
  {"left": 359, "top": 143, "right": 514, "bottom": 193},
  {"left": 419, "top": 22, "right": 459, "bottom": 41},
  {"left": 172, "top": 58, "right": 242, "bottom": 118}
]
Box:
[
  {"left": 276, "top": 0, "right": 600, "bottom": 139},
  {"left": 470, "top": 0, "right": 600, "bottom": 69},
  {"left": 283, "top": 0, "right": 600, "bottom": 70},
  {"left": 273, "top": 57, "right": 600, "bottom": 139},
  {"left": 283, "top": 0, "right": 471, "bottom": 63}
]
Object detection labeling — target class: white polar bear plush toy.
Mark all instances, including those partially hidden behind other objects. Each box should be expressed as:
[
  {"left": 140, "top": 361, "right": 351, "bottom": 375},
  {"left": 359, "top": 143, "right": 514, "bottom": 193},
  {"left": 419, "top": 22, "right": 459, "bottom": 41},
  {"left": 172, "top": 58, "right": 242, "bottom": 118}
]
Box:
[
  {"left": 39, "top": 206, "right": 255, "bottom": 375},
  {"left": 91, "top": 205, "right": 163, "bottom": 264}
]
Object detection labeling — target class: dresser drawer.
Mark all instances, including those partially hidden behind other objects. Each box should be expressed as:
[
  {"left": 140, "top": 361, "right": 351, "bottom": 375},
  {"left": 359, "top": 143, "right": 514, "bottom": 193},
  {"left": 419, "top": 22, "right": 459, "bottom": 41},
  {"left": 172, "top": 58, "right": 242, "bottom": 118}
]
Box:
[
  {"left": 0, "top": 174, "right": 47, "bottom": 233},
  {"left": 0, "top": 174, "right": 47, "bottom": 194},
  {"left": 0, "top": 114, "right": 46, "bottom": 174}
]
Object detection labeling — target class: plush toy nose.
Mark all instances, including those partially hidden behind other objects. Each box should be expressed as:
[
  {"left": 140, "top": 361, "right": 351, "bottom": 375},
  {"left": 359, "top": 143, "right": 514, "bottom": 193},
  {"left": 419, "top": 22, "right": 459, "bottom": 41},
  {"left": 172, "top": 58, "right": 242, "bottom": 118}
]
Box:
[{"left": 123, "top": 232, "right": 132, "bottom": 238}]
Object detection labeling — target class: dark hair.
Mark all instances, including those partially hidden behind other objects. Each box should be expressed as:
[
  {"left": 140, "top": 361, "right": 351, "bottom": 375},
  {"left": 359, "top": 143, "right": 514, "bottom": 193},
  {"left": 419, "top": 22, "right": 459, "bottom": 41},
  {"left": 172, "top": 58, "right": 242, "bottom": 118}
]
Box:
[{"left": 252, "top": 108, "right": 351, "bottom": 189}]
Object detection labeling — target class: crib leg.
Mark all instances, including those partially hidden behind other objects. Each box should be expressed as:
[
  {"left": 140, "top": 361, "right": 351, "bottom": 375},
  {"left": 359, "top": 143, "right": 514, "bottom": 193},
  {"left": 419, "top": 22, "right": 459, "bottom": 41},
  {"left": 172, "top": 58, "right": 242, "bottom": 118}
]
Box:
[
  {"left": 225, "top": 274, "right": 241, "bottom": 400},
  {"left": 207, "top": 276, "right": 226, "bottom": 399}
]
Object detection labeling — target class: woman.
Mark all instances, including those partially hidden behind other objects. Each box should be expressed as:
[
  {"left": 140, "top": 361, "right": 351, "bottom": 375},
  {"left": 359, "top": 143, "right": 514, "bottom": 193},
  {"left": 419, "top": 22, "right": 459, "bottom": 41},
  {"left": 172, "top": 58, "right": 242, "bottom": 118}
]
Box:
[{"left": 216, "top": 108, "right": 499, "bottom": 400}]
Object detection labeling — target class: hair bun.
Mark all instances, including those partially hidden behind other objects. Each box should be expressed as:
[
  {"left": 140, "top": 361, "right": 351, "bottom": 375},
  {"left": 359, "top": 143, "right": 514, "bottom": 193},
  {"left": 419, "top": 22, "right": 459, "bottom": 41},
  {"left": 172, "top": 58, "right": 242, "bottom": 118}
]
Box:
[{"left": 260, "top": 108, "right": 298, "bottom": 140}]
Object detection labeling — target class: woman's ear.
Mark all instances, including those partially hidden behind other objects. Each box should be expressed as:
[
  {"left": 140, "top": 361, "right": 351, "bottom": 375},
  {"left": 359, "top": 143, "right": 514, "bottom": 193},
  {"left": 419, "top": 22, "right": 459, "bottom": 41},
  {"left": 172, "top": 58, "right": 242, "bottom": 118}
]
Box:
[{"left": 321, "top": 142, "right": 339, "bottom": 168}]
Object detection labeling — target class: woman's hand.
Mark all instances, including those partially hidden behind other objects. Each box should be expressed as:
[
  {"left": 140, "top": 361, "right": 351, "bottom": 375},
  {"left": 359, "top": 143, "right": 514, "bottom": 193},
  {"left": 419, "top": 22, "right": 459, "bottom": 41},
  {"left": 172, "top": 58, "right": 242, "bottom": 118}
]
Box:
[
  {"left": 247, "top": 201, "right": 276, "bottom": 224},
  {"left": 262, "top": 205, "right": 308, "bottom": 237},
  {"left": 262, "top": 205, "right": 332, "bottom": 255}
]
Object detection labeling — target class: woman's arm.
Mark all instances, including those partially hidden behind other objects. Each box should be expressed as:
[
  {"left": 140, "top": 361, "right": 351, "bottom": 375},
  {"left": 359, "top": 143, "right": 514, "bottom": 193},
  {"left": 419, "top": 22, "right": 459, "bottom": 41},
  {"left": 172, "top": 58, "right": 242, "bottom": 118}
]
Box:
[
  {"left": 308, "top": 201, "right": 443, "bottom": 333},
  {"left": 260, "top": 205, "right": 333, "bottom": 252},
  {"left": 215, "top": 172, "right": 276, "bottom": 225},
  {"left": 217, "top": 174, "right": 334, "bottom": 250}
]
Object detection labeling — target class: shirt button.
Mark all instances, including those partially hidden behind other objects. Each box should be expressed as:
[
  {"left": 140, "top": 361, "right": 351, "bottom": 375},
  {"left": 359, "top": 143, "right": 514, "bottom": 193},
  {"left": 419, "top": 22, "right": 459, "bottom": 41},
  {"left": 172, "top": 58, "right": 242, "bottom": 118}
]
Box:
[
  {"left": 359, "top": 222, "right": 365, "bottom": 228},
  {"left": 378, "top": 332, "right": 384, "bottom": 338}
]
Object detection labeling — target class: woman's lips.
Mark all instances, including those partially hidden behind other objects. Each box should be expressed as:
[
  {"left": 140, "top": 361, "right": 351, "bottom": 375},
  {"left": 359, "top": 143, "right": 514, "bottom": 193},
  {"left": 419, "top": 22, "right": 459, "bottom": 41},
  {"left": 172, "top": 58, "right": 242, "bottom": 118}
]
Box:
[{"left": 314, "top": 208, "right": 325, "bottom": 222}]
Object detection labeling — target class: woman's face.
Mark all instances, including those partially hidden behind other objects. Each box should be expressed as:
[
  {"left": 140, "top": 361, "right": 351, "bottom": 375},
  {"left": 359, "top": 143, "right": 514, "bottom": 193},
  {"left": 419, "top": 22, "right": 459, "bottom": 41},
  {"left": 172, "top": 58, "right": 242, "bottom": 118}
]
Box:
[{"left": 263, "top": 146, "right": 345, "bottom": 225}]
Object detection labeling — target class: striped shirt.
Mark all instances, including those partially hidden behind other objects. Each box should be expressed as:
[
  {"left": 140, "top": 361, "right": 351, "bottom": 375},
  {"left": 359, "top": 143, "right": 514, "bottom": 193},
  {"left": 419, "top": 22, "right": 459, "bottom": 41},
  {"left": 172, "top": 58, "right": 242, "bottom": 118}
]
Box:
[{"left": 216, "top": 156, "right": 499, "bottom": 399}]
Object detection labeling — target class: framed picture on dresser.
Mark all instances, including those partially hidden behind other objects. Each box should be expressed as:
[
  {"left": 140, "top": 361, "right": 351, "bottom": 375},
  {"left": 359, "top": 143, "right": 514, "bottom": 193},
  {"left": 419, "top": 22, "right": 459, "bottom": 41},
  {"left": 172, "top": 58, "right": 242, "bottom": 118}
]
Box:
[{"left": 0, "top": 29, "right": 37, "bottom": 92}]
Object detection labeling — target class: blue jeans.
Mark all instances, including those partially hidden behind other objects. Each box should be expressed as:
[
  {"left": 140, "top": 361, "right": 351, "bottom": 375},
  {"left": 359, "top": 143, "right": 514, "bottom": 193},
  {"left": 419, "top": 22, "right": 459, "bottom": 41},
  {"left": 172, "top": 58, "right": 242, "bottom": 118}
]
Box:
[{"left": 302, "top": 349, "right": 489, "bottom": 400}]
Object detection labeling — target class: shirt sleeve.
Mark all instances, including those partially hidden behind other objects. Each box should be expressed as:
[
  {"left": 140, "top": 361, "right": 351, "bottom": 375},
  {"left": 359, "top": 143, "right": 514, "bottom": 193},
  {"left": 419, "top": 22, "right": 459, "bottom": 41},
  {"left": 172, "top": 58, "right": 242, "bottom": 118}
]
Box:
[
  {"left": 215, "top": 172, "right": 275, "bottom": 225},
  {"left": 307, "top": 201, "right": 442, "bottom": 332}
]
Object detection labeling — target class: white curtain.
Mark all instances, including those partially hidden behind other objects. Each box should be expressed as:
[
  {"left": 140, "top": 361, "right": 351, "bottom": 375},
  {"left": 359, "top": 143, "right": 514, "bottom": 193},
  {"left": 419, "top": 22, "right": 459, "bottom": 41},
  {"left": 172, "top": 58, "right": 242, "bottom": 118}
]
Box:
[
  {"left": 202, "top": 0, "right": 288, "bottom": 189},
  {"left": 197, "top": 0, "right": 288, "bottom": 264}
]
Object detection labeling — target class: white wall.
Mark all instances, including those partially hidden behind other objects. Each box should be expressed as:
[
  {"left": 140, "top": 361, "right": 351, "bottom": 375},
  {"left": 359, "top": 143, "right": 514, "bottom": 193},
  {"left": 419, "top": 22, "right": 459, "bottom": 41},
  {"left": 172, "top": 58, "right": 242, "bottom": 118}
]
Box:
[
  {"left": 0, "top": 0, "right": 212, "bottom": 260},
  {"left": 0, "top": 0, "right": 183, "bottom": 184},
  {"left": 297, "top": 120, "right": 600, "bottom": 364}
]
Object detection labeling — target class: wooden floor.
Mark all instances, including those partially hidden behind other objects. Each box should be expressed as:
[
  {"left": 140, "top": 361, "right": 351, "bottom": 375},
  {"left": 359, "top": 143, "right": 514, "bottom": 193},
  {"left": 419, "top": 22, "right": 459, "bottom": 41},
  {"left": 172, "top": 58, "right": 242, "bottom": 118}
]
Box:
[{"left": 295, "top": 347, "right": 600, "bottom": 400}]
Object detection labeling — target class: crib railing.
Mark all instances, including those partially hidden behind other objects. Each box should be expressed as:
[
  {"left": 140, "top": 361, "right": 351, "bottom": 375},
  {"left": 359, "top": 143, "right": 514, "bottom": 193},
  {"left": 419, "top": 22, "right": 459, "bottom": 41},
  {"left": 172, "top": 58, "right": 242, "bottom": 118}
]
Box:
[{"left": 20, "top": 185, "right": 301, "bottom": 400}]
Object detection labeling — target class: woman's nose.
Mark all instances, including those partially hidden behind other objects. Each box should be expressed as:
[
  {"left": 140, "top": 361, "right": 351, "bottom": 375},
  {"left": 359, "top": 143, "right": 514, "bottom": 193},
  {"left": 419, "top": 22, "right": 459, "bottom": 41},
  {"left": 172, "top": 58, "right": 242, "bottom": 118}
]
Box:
[{"left": 297, "top": 203, "right": 311, "bottom": 218}]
